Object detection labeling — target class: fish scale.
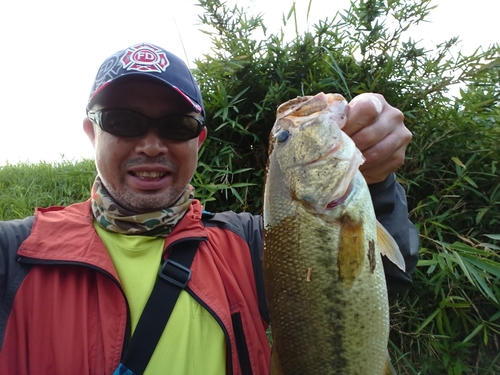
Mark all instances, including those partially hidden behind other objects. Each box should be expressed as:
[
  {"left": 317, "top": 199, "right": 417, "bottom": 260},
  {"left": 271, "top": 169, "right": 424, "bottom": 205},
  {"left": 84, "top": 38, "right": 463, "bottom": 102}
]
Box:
[{"left": 263, "top": 93, "right": 401, "bottom": 375}]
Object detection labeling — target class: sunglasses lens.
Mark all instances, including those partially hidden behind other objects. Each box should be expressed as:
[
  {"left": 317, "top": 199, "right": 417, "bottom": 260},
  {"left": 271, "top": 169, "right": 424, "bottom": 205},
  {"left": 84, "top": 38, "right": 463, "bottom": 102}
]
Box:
[
  {"left": 94, "top": 110, "right": 203, "bottom": 140},
  {"left": 101, "top": 110, "right": 146, "bottom": 137},
  {"left": 159, "top": 115, "right": 201, "bottom": 141}
]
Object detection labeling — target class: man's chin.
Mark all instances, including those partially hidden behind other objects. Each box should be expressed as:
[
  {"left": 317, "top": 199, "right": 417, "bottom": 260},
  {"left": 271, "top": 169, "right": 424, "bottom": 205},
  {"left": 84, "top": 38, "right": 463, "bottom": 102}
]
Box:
[
  {"left": 116, "top": 191, "right": 185, "bottom": 214},
  {"left": 100, "top": 178, "right": 187, "bottom": 213}
]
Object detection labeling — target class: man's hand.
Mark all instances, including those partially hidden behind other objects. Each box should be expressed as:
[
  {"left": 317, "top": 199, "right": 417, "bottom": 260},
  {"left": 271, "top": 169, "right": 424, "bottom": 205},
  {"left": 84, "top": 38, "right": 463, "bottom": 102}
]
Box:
[{"left": 343, "top": 93, "right": 412, "bottom": 185}]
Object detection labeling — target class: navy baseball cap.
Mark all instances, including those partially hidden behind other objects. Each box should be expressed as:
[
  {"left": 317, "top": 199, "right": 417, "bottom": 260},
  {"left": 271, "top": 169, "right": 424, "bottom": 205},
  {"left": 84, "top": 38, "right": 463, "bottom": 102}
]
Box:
[{"left": 87, "top": 43, "right": 204, "bottom": 117}]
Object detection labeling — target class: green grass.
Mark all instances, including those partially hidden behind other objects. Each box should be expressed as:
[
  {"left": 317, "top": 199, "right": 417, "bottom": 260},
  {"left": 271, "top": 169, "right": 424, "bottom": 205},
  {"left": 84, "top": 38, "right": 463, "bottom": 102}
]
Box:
[{"left": 0, "top": 159, "right": 96, "bottom": 220}]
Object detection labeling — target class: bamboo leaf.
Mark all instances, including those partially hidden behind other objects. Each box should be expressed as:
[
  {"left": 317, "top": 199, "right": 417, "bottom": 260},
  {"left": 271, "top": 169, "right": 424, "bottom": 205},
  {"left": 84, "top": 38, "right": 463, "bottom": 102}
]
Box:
[
  {"left": 462, "top": 324, "right": 483, "bottom": 343},
  {"left": 451, "top": 156, "right": 466, "bottom": 169},
  {"left": 466, "top": 265, "right": 499, "bottom": 303},
  {"left": 415, "top": 308, "right": 441, "bottom": 334},
  {"left": 464, "top": 176, "right": 478, "bottom": 188}
]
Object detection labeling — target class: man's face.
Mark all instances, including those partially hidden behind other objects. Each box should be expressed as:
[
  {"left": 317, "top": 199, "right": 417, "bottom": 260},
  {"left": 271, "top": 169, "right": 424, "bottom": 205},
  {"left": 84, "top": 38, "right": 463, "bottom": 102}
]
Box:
[{"left": 83, "top": 80, "right": 207, "bottom": 213}]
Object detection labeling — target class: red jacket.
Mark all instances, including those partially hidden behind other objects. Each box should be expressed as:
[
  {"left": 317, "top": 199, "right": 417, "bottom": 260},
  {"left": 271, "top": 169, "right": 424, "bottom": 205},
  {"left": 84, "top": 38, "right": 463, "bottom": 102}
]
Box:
[{"left": 0, "top": 200, "right": 270, "bottom": 375}]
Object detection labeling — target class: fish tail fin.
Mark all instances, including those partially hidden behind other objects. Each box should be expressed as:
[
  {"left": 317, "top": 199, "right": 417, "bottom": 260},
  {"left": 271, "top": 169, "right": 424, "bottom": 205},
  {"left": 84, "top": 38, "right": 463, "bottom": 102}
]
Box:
[
  {"left": 377, "top": 221, "right": 406, "bottom": 271},
  {"left": 383, "top": 350, "right": 398, "bottom": 375},
  {"left": 270, "top": 347, "right": 284, "bottom": 375}
]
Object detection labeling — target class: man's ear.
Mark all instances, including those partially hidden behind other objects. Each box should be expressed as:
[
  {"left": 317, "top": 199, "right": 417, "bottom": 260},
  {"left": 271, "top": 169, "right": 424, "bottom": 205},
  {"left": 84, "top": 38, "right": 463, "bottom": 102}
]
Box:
[
  {"left": 83, "top": 118, "right": 96, "bottom": 147},
  {"left": 197, "top": 127, "right": 208, "bottom": 150}
]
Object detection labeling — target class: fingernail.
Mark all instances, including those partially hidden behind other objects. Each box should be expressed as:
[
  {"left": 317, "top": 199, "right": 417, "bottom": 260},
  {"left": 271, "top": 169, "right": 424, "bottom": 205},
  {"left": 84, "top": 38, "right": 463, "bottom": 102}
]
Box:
[{"left": 371, "top": 96, "right": 383, "bottom": 114}]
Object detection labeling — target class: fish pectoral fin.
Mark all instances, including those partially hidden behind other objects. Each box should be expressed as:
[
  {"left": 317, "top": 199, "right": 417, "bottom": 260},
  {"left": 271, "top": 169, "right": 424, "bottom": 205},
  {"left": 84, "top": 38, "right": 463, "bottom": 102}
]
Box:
[
  {"left": 270, "top": 347, "right": 284, "bottom": 375},
  {"left": 377, "top": 221, "right": 406, "bottom": 272},
  {"left": 338, "top": 216, "right": 365, "bottom": 282}
]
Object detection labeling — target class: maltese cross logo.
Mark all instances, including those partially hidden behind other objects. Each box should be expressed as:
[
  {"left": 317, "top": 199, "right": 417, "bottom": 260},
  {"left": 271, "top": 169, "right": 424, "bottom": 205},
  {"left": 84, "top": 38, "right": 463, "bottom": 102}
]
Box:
[{"left": 120, "top": 44, "right": 169, "bottom": 73}]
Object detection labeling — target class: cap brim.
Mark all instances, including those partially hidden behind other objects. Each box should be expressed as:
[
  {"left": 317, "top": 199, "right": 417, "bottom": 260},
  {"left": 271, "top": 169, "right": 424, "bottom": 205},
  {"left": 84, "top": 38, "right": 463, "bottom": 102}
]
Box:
[{"left": 87, "top": 73, "right": 203, "bottom": 115}]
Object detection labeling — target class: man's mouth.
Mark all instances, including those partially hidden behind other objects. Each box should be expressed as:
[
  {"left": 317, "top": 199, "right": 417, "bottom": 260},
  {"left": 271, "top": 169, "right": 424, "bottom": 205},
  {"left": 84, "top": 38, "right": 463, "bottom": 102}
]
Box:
[{"left": 130, "top": 171, "right": 168, "bottom": 179}]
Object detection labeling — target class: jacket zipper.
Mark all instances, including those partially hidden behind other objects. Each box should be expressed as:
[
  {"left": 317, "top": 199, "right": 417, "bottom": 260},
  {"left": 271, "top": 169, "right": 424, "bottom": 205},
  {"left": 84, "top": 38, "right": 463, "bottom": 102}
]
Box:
[
  {"left": 230, "top": 312, "right": 253, "bottom": 375},
  {"left": 186, "top": 288, "right": 234, "bottom": 375}
]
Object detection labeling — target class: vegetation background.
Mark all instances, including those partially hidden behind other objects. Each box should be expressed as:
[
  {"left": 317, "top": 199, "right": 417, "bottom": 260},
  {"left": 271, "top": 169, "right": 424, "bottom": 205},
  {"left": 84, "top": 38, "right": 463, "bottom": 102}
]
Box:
[{"left": 1, "top": 0, "right": 499, "bottom": 373}]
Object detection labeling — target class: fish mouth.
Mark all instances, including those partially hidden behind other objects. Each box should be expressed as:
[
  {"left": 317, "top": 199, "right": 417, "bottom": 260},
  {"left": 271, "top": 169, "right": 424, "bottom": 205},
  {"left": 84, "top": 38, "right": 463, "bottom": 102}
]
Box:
[
  {"left": 305, "top": 143, "right": 342, "bottom": 166},
  {"left": 276, "top": 94, "right": 325, "bottom": 119},
  {"left": 282, "top": 143, "right": 342, "bottom": 171}
]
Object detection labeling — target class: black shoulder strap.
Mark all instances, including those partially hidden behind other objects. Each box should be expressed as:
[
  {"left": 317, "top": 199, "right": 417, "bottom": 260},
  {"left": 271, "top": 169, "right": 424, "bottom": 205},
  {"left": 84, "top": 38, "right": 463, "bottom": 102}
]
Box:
[{"left": 117, "top": 239, "right": 201, "bottom": 375}]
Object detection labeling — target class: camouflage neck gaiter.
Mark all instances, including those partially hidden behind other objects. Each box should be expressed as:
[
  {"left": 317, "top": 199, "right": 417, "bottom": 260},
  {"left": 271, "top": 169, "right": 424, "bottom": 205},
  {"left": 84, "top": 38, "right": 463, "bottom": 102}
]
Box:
[{"left": 90, "top": 177, "right": 194, "bottom": 237}]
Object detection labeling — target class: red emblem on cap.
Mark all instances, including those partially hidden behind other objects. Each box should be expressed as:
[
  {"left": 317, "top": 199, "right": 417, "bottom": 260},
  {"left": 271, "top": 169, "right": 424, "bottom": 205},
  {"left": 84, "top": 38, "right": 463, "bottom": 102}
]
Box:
[{"left": 120, "top": 44, "right": 169, "bottom": 73}]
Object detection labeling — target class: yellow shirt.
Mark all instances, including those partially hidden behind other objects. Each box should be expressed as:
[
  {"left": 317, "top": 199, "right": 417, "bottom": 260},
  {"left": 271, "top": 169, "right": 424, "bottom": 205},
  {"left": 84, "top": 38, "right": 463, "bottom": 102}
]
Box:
[{"left": 95, "top": 224, "right": 226, "bottom": 375}]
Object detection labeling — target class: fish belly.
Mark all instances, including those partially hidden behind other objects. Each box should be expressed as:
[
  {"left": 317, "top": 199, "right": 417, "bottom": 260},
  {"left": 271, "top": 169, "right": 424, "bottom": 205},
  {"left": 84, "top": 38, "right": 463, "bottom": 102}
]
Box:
[{"left": 263, "top": 198, "right": 389, "bottom": 375}]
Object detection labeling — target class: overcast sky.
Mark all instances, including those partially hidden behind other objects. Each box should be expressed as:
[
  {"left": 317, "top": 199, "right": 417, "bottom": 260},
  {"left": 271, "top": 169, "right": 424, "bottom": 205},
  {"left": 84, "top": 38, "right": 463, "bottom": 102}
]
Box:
[{"left": 0, "top": 0, "right": 497, "bottom": 166}]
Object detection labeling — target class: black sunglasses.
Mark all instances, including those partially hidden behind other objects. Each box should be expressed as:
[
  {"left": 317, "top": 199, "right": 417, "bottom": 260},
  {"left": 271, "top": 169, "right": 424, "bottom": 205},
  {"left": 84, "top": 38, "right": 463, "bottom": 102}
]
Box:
[{"left": 87, "top": 109, "right": 205, "bottom": 141}]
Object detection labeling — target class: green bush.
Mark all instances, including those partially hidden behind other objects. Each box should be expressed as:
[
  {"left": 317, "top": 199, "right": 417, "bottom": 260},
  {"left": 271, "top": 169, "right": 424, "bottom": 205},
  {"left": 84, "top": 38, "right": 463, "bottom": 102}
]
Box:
[
  {"left": 193, "top": 1, "right": 500, "bottom": 373},
  {"left": 1, "top": 0, "right": 499, "bottom": 373}
]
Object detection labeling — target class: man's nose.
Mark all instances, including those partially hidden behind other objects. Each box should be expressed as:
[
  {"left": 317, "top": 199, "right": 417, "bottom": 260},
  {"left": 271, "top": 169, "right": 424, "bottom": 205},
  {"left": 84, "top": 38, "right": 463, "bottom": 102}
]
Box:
[{"left": 134, "top": 127, "right": 169, "bottom": 157}]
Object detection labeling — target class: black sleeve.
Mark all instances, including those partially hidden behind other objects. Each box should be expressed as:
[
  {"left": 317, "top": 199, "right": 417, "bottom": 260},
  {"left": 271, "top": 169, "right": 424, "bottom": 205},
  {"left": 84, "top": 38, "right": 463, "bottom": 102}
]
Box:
[
  {"left": 369, "top": 173, "right": 420, "bottom": 294},
  {"left": 0, "top": 217, "right": 34, "bottom": 296},
  {"left": 0, "top": 217, "right": 34, "bottom": 348},
  {"left": 203, "top": 211, "right": 269, "bottom": 324}
]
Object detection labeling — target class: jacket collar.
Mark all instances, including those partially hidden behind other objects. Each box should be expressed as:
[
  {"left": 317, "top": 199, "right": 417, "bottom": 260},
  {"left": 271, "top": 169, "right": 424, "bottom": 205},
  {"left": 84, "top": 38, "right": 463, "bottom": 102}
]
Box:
[{"left": 17, "top": 199, "right": 207, "bottom": 278}]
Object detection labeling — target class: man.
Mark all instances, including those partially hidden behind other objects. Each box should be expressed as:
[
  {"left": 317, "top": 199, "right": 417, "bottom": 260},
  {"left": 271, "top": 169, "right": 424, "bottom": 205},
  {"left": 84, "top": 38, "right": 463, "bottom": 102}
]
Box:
[{"left": 0, "top": 43, "right": 419, "bottom": 375}]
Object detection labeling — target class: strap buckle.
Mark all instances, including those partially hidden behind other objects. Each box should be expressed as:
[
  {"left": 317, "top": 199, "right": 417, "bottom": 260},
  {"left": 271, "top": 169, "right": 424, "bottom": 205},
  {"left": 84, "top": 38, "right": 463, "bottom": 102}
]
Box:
[{"left": 159, "top": 259, "right": 192, "bottom": 288}]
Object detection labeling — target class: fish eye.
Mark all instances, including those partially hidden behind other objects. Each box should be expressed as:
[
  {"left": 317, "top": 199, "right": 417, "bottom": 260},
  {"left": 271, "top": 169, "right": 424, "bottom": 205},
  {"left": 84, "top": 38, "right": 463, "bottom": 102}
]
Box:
[{"left": 276, "top": 130, "right": 290, "bottom": 143}]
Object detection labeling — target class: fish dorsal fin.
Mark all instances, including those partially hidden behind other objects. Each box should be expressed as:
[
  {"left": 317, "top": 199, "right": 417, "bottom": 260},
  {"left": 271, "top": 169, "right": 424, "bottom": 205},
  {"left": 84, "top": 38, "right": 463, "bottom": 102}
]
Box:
[{"left": 377, "top": 221, "right": 406, "bottom": 272}]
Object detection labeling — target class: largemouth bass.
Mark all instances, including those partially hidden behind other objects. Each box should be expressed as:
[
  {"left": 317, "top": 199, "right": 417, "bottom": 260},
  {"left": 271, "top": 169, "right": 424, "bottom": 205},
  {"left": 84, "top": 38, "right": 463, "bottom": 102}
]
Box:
[{"left": 262, "top": 92, "right": 405, "bottom": 375}]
